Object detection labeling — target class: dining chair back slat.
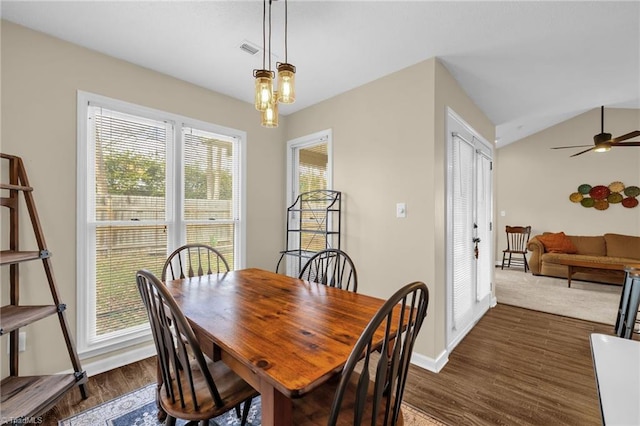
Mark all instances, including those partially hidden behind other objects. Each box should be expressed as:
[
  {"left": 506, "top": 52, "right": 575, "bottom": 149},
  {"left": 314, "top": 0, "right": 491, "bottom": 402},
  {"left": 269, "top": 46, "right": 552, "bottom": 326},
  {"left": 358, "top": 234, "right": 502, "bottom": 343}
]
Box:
[
  {"left": 299, "top": 248, "right": 358, "bottom": 292},
  {"left": 162, "top": 243, "right": 230, "bottom": 281}
]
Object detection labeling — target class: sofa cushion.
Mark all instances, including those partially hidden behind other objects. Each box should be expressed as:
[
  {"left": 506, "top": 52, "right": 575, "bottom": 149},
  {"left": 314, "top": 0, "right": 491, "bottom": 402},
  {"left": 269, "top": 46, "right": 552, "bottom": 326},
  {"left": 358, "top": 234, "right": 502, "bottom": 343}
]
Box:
[
  {"left": 537, "top": 232, "right": 578, "bottom": 254},
  {"left": 567, "top": 235, "right": 607, "bottom": 256},
  {"left": 604, "top": 233, "right": 640, "bottom": 260},
  {"left": 542, "top": 253, "right": 637, "bottom": 266}
]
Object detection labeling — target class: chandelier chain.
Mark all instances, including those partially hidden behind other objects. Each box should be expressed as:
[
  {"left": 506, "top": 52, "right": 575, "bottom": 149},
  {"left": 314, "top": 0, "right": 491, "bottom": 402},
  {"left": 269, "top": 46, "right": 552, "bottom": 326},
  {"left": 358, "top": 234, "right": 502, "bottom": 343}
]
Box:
[
  {"left": 268, "top": 0, "right": 272, "bottom": 72},
  {"left": 262, "top": 0, "right": 266, "bottom": 70}
]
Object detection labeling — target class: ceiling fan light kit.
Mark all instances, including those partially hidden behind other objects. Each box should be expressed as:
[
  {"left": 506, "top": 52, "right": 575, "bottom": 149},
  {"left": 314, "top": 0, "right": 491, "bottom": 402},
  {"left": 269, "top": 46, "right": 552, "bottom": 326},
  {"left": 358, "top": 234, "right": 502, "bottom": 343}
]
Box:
[
  {"left": 253, "top": 0, "right": 296, "bottom": 128},
  {"left": 552, "top": 106, "right": 640, "bottom": 157},
  {"left": 593, "top": 144, "right": 611, "bottom": 153}
]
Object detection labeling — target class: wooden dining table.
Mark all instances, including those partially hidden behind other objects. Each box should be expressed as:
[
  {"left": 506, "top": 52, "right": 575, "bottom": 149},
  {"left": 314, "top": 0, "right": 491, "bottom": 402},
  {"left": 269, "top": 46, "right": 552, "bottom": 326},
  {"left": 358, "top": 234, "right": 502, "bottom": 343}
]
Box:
[{"left": 163, "top": 267, "right": 394, "bottom": 426}]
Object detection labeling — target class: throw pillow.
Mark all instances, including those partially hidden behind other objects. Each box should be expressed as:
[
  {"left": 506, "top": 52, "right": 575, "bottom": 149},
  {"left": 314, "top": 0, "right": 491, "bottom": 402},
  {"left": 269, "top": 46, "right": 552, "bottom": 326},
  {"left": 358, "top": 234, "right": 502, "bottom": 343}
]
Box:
[{"left": 537, "top": 232, "right": 578, "bottom": 254}]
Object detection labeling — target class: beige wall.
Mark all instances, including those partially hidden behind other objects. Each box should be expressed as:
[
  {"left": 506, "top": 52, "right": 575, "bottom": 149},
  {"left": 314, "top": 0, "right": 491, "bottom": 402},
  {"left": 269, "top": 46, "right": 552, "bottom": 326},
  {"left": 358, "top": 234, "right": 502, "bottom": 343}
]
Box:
[
  {"left": 6, "top": 15, "right": 638, "bottom": 382},
  {"left": 2, "top": 19, "right": 497, "bottom": 376},
  {"left": 1, "top": 21, "right": 285, "bottom": 375},
  {"left": 286, "top": 58, "right": 494, "bottom": 361},
  {"left": 495, "top": 108, "right": 640, "bottom": 260}
]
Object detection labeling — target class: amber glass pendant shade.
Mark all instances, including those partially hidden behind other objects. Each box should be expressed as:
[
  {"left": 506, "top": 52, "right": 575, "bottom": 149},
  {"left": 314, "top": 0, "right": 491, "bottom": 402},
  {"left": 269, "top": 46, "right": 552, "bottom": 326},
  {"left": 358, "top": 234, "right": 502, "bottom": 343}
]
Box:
[
  {"left": 261, "top": 94, "right": 279, "bottom": 128},
  {"left": 254, "top": 70, "right": 274, "bottom": 111},
  {"left": 277, "top": 63, "right": 296, "bottom": 104}
]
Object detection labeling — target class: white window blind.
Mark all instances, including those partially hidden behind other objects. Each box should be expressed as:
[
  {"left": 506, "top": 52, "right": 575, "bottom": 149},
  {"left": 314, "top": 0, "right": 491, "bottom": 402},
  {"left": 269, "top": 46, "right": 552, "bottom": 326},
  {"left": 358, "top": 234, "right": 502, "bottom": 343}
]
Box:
[
  {"left": 90, "top": 106, "right": 170, "bottom": 336},
  {"left": 182, "top": 126, "right": 239, "bottom": 266},
  {"left": 78, "top": 92, "right": 245, "bottom": 356},
  {"left": 452, "top": 134, "right": 475, "bottom": 329},
  {"left": 298, "top": 142, "right": 328, "bottom": 195},
  {"left": 297, "top": 142, "right": 329, "bottom": 253}
]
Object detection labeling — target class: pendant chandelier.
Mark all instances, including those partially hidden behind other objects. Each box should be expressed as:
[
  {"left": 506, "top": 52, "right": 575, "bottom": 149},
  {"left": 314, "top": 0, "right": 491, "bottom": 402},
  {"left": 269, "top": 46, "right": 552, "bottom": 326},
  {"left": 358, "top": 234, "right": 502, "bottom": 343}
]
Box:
[{"left": 253, "top": 0, "right": 295, "bottom": 128}]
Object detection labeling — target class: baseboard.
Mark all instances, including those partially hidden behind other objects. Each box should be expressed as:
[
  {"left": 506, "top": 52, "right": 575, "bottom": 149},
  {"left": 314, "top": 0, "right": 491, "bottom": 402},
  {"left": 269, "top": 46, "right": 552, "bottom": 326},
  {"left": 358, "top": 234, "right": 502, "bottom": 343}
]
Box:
[
  {"left": 491, "top": 295, "right": 498, "bottom": 307},
  {"left": 60, "top": 343, "right": 156, "bottom": 377},
  {"left": 411, "top": 349, "right": 448, "bottom": 373},
  {"left": 71, "top": 342, "right": 449, "bottom": 377}
]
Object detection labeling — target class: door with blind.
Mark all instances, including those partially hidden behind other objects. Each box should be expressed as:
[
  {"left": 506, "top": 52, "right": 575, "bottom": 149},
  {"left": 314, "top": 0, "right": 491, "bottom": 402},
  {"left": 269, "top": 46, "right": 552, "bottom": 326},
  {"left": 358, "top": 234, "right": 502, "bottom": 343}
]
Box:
[
  {"left": 285, "top": 129, "right": 332, "bottom": 276},
  {"left": 446, "top": 109, "right": 493, "bottom": 350}
]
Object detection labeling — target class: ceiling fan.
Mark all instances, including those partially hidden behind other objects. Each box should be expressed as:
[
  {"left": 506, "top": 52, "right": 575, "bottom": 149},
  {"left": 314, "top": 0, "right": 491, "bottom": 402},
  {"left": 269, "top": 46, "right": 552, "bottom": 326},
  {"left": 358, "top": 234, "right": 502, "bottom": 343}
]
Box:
[{"left": 552, "top": 106, "right": 640, "bottom": 157}]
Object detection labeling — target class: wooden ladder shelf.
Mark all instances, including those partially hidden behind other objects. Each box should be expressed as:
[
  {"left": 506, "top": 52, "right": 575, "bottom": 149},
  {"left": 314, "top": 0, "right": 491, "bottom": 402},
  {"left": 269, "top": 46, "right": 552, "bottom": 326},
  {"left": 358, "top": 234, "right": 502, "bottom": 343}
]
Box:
[{"left": 0, "top": 153, "right": 88, "bottom": 423}]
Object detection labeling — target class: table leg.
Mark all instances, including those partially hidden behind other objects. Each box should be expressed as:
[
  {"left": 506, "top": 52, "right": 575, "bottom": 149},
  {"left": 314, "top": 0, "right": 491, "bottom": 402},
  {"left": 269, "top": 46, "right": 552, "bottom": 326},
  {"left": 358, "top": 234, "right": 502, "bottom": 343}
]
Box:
[
  {"left": 616, "top": 273, "right": 634, "bottom": 336},
  {"left": 218, "top": 351, "right": 293, "bottom": 425},
  {"left": 260, "top": 383, "right": 292, "bottom": 426},
  {"left": 622, "top": 280, "right": 640, "bottom": 339}
]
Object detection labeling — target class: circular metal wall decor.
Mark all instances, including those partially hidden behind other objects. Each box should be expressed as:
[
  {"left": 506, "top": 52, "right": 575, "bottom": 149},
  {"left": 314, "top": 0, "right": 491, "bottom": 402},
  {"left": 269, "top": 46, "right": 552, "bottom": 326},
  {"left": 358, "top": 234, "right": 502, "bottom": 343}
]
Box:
[
  {"left": 577, "top": 184, "right": 592, "bottom": 194},
  {"left": 571, "top": 182, "right": 638, "bottom": 210}
]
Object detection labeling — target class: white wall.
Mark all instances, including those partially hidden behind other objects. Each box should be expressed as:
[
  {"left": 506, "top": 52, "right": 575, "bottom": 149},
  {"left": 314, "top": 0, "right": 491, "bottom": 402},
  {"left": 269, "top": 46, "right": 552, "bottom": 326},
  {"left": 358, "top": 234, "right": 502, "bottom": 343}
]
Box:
[{"left": 495, "top": 107, "right": 640, "bottom": 259}]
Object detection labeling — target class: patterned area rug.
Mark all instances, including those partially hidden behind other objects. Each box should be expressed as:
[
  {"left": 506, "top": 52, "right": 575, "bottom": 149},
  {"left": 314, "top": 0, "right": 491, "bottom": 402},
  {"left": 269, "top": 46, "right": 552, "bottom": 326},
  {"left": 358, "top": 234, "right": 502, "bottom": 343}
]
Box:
[{"left": 59, "top": 383, "right": 444, "bottom": 425}]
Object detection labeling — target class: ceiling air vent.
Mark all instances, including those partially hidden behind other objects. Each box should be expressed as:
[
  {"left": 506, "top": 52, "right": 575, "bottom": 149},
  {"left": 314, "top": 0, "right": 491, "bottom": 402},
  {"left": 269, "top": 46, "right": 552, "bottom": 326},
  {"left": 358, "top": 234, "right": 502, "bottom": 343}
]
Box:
[{"left": 239, "top": 41, "right": 260, "bottom": 56}]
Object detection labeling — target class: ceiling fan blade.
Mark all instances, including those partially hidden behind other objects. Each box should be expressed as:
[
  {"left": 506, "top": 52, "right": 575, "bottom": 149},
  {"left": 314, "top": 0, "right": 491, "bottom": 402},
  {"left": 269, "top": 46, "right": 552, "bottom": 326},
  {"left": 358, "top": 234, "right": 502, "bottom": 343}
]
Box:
[
  {"left": 570, "top": 147, "right": 595, "bottom": 157},
  {"left": 611, "top": 141, "right": 640, "bottom": 147},
  {"left": 551, "top": 145, "right": 592, "bottom": 149},
  {"left": 611, "top": 130, "right": 640, "bottom": 142}
]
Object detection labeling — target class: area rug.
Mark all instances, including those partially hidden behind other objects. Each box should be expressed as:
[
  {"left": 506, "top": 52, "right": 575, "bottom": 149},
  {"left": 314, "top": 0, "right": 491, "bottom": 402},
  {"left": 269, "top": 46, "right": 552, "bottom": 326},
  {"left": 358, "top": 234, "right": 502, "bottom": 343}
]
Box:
[
  {"left": 59, "top": 383, "right": 444, "bottom": 425},
  {"left": 494, "top": 267, "right": 621, "bottom": 325}
]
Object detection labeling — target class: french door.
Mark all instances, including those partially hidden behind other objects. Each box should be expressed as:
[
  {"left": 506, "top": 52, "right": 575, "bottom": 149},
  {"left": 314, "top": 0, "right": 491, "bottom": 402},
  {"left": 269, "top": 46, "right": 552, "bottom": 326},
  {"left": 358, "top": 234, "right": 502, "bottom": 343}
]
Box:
[{"left": 446, "top": 109, "right": 493, "bottom": 350}]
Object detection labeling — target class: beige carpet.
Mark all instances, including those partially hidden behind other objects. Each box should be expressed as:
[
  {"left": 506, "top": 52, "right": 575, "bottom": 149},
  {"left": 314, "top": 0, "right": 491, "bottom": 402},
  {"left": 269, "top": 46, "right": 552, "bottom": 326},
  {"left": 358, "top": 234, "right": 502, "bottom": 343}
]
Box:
[{"left": 494, "top": 267, "right": 622, "bottom": 325}]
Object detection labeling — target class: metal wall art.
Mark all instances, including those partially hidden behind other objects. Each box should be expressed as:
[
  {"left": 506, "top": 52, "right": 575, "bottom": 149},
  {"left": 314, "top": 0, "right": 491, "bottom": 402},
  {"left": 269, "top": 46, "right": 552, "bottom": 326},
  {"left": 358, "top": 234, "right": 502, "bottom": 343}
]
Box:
[{"left": 569, "top": 181, "right": 639, "bottom": 210}]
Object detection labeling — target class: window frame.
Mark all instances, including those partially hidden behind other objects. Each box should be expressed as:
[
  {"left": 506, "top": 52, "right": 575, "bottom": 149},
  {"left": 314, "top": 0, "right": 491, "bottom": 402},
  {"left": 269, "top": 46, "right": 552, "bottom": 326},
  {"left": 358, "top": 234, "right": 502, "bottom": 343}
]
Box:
[
  {"left": 286, "top": 129, "right": 333, "bottom": 208},
  {"left": 283, "top": 129, "right": 333, "bottom": 276},
  {"left": 77, "top": 91, "right": 246, "bottom": 358}
]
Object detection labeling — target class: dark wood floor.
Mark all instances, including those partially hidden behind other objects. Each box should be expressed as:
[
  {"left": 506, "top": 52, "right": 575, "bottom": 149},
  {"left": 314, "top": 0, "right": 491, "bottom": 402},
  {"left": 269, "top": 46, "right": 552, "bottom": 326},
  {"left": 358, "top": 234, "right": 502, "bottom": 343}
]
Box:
[
  {"left": 43, "top": 304, "right": 618, "bottom": 425},
  {"left": 40, "top": 356, "right": 157, "bottom": 425},
  {"left": 404, "top": 304, "right": 616, "bottom": 426}
]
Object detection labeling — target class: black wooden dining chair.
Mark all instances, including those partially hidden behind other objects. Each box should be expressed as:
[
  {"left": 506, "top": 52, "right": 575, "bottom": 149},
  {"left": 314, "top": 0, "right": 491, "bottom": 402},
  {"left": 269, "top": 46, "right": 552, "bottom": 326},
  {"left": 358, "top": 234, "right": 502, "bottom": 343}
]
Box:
[
  {"left": 162, "top": 243, "right": 230, "bottom": 281},
  {"left": 157, "top": 244, "right": 231, "bottom": 420},
  {"left": 501, "top": 226, "right": 532, "bottom": 272},
  {"left": 136, "top": 270, "right": 257, "bottom": 426},
  {"left": 298, "top": 248, "right": 358, "bottom": 292},
  {"left": 292, "top": 281, "right": 429, "bottom": 425}
]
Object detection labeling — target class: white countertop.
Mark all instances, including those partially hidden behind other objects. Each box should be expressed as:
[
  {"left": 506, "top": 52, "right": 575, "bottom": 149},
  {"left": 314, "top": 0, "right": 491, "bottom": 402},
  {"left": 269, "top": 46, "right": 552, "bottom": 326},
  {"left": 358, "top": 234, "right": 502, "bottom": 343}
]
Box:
[{"left": 590, "top": 333, "right": 640, "bottom": 426}]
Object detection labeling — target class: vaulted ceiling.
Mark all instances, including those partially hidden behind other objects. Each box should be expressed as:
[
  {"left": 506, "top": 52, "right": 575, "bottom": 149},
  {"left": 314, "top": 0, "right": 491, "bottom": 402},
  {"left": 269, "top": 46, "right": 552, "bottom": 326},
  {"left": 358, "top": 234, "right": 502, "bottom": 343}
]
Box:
[{"left": 2, "top": 1, "right": 639, "bottom": 147}]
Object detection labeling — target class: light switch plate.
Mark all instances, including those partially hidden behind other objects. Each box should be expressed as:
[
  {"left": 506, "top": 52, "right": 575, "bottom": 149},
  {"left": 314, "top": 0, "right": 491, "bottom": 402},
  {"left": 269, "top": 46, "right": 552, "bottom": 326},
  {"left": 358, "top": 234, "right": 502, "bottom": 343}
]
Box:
[{"left": 396, "top": 203, "right": 406, "bottom": 218}]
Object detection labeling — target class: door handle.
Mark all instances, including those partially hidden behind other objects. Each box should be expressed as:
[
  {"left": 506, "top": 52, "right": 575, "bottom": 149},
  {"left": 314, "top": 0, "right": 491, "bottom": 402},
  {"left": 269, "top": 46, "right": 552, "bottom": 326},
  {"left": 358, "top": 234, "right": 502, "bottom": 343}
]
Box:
[{"left": 473, "top": 237, "right": 480, "bottom": 259}]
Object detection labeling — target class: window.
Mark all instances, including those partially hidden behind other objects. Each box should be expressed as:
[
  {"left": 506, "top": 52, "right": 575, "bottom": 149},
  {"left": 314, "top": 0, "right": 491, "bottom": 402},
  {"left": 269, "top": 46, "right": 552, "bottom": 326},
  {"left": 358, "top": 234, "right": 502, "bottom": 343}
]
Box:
[
  {"left": 286, "top": 130, "right": 331, "bottom": 205},
  {"left": 284, "top": 130, "right": 332, "bottom": 276},
  {"left": 77, "top": 92, "right": 245, "bottom": 356}
]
